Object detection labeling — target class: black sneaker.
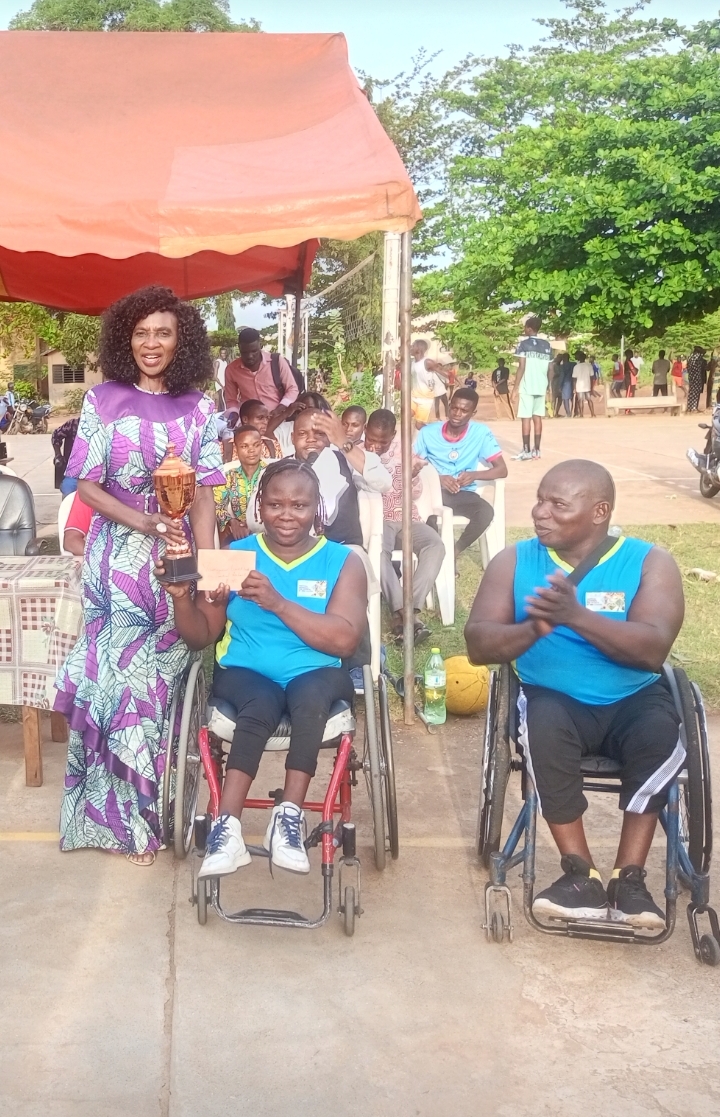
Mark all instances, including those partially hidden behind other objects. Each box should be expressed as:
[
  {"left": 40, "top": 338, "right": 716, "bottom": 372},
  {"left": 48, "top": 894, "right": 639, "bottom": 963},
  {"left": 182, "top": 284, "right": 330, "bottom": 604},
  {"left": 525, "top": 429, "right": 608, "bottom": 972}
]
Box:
[
  {"left": 607, "top": 865, "right": 665, "bottom": 930},
  {"left": 532, "top": 855, "right": 609, "bottom": 922}
]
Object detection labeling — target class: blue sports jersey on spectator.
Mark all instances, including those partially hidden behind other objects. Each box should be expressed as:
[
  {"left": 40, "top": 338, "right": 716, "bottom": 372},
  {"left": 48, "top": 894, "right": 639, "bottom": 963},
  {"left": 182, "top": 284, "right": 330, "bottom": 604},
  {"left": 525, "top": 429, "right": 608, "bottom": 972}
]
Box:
[{"left": 414, "top": 421, "right": 502, "bottom": 491}]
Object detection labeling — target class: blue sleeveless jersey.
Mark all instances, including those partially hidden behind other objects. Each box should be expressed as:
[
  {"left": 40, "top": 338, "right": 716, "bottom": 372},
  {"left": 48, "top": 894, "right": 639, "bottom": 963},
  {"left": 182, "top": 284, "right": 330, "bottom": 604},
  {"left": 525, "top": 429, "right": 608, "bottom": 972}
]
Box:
[
  {"left": 514, "top": 536, "right": 659, "bottom": 705},
  {"left": 216, "top": 534, "right": 351, "bottom": 689}
]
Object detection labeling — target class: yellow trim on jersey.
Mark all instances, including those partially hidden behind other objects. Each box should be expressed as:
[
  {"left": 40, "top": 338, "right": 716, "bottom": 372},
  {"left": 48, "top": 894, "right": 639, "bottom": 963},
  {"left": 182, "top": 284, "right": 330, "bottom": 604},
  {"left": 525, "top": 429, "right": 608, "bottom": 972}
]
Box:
[
  {"left": 216, "top": 618, "right": 233, "bottom": 665},
  {"left": 257, "top": 532, "right": 327, "bottom": 571},
  {"left": 547, "top": 536, "right": 625, "bottom": 574}
]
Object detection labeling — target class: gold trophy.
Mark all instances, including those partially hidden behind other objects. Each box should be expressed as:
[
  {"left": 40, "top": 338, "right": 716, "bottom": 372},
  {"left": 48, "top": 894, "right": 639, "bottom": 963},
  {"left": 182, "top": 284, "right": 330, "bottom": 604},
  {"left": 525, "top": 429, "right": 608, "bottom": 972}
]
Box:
[{"left": 152, "top": 443, "right": 200, "bottom": 584}]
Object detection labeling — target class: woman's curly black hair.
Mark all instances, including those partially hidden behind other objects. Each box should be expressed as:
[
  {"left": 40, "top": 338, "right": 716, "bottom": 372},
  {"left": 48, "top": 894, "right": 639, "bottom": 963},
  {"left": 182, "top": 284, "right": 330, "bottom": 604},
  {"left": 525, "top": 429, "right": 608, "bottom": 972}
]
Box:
[{"left": 99, "top": 285, "right": 213, "bottom": 396}]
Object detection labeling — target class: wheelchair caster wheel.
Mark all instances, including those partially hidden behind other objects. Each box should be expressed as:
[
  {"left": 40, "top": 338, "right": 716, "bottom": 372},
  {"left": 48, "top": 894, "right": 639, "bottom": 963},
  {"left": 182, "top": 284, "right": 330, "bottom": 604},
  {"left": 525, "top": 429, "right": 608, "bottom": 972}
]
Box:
[
  {"left": 343, "top": 886, "right": 356, "bottom": 938},
  {"left": 491, "top": 911, "right": 505, "bottom": 944},
  {"left": 197, "top": 878, "right": 209, "bottom": 926},
  {"left": 699, "top": 934, "right": 720, "bottom": 966}
]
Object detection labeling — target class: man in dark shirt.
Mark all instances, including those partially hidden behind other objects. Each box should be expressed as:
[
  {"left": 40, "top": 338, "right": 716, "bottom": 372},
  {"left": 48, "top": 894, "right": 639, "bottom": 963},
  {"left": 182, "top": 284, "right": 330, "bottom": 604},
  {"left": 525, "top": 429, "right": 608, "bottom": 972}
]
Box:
[
  {"left": 51, "top": 416, "right": 80, "bottom": 495},
  {"left": 491, "top": 357, "right": 514, "bottom": 420}
]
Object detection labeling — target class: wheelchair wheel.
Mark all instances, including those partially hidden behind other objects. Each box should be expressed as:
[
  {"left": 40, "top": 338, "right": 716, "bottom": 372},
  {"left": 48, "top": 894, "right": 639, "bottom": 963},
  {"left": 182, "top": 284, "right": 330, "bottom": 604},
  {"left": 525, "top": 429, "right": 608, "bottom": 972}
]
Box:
[
  {"left": 363, "top": 664, "right": 386, "bottom": 871},
  {"left": 343, "top": 886, "right": 356, "bottom": 937},
  {"left": 161, "top": 683, "right": 182, "bottom": 846},
  {"left": 477, "top": 665, "right": 513, "bottom": 869},
  {"left": 672, "top": 667, "right": 712, "bottom": 875},
  {"left": 173, "top": 659, "right": 205, "bottom": 860},
  {"left": 197, "top": 877, "right": 208, "bottom": 926},
  {"left": 378, "top": 673, "right": 399, "bottom": 861}
]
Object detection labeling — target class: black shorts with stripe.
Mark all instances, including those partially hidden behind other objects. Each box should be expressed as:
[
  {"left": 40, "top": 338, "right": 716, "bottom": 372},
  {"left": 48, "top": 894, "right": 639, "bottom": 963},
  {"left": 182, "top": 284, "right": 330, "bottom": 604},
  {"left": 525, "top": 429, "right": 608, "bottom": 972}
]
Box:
[{"left": 517, "top": 677, "right": 684, "bottom": 824}]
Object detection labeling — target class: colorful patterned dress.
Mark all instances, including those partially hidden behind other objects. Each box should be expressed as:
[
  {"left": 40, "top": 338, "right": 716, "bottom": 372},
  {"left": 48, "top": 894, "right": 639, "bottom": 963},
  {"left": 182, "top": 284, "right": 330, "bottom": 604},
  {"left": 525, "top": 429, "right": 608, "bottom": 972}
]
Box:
[{"left": 54, "top": 382, "right": 225, "bottom": 855}]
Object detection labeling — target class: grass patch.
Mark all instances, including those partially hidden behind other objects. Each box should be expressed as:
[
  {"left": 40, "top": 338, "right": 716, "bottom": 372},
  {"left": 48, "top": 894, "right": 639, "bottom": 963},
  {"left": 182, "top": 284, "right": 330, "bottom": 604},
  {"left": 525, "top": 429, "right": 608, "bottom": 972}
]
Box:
[{"left": 383, "top": 522, "right": 720, "bottom": 710}]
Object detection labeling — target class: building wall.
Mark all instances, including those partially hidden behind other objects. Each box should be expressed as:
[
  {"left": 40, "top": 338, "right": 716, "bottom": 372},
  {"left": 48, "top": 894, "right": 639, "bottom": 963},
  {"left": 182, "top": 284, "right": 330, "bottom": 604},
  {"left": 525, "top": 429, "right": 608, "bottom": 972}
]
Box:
[{"left": 45, "top": 351, "right": 102, "bottom": 409}]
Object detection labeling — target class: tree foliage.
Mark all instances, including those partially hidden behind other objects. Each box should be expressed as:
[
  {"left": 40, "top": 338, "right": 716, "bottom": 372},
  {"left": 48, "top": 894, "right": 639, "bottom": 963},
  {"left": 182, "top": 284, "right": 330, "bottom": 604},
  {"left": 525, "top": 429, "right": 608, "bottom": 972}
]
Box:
[
  {"left": 431, "top": 0, "right": 720, "bottom": 348},
  {"left": 10, "top": 0, "right": 258, "bottom": 31}
]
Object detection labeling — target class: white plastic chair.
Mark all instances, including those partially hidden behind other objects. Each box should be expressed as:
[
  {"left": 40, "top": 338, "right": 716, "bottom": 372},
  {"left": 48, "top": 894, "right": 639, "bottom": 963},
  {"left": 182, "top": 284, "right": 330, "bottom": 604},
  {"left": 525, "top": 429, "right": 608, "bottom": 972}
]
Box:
[
  {"left": 357, "top": 489, "right": 383, "bottom": 681},
  {"left": 437, "top": 465, "right": 506, "bottom": 627},
  {"left": 57, "top": 492, "right": 76, "bottom": 556},
  {"left": 0, "top": 464, "right": 17, "bottom": 476}
]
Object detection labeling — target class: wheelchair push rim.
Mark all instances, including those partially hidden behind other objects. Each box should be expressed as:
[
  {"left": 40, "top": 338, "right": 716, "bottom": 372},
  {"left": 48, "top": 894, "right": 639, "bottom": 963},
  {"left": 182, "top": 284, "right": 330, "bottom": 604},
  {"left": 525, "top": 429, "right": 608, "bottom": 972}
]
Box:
[
  {"left": 162, "top": 658, "right": 204, "bottom": 859},
  {"left": 378, "top": 672, "right": 399, "bottom": 861},
  {"left": 363, "top": 664, "right": 387, "bottom": 871},
  {"left": 665, "top": 666, "right": 712, "bottom": 877},
  {"left": 477, "top": 665, "right": 513, "bottom": 869}
]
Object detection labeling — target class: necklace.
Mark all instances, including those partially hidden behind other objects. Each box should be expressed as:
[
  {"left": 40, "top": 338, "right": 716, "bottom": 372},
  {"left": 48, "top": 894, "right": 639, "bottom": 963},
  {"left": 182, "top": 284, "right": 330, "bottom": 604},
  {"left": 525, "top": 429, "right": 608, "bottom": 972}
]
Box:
[{"left": 134, "top": 384, "right": 169, "bottom": 395}]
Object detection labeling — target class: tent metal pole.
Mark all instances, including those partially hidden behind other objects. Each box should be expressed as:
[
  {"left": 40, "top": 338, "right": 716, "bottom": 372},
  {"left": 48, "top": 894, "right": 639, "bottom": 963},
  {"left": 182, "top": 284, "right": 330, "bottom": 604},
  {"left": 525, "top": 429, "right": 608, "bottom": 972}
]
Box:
[
  {"left": 292, "top": 277, "right": 302, "bottom": 370},
  {"left": 399, "top": 229, "right": 415, "bottom": 725}
]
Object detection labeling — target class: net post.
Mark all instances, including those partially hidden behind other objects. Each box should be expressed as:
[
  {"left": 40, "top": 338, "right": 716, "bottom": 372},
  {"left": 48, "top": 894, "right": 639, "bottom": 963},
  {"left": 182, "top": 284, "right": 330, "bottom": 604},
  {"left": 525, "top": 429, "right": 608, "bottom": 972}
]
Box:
[{"left": 400, "top": 229, "right": 415, "bottom": 725}]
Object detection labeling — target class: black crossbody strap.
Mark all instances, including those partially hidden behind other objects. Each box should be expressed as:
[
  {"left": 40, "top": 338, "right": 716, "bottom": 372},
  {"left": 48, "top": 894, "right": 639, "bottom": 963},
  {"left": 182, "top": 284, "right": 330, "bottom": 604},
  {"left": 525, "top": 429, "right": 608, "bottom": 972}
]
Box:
[{"left": 565, "top": 535, "right": 617, "bottom": 587}]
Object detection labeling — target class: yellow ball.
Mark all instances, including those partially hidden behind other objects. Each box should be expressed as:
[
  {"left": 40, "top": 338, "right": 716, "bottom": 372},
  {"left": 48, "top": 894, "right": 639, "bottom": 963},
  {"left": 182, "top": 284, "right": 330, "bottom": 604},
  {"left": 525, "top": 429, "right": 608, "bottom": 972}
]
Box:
[{"left": 445, "top": 656, "right": 490, "bottom": 716}]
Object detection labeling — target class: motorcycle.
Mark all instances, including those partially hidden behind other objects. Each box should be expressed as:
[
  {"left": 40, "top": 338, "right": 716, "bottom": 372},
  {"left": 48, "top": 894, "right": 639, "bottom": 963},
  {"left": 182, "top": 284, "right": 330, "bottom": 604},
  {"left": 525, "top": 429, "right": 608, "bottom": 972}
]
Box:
[
  {"left": 687, "top": 402, "right": 720, "bottom": 499},
  {"left": 15, "top": 398, "right": 52, "bottom": 434}
]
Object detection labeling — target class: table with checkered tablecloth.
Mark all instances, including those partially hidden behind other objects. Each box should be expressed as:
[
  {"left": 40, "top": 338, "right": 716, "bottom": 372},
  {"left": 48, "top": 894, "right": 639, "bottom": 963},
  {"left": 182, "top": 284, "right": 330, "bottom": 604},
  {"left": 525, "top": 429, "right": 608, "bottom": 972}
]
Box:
[{"left": 0, "top": 555, "right": 83, "bottom": 785}]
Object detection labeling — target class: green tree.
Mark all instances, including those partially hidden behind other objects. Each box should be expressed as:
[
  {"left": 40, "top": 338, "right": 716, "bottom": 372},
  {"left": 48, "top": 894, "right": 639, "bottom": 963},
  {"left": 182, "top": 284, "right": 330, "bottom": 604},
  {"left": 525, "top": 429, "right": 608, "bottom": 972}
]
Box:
[
  {"left": 434, "top": 1, "right": 720, "bottom": 344},
  {"left": 10, "top": 0, "right": 258, "bottom": 31}
]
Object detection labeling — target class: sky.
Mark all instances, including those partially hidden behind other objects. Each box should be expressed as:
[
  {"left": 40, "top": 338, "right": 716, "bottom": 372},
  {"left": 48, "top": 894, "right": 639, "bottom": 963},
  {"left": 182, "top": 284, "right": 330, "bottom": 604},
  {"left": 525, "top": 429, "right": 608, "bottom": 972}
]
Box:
[{"left": 2, "top": 0, "right": 720, "bottom": 75}]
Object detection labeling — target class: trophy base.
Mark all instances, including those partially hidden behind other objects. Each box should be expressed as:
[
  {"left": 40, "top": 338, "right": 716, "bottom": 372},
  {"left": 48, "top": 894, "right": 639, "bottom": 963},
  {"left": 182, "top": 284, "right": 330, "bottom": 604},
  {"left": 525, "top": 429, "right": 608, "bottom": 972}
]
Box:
[{"left": 156, "top": 555, "right": 201, "bottom": 585}]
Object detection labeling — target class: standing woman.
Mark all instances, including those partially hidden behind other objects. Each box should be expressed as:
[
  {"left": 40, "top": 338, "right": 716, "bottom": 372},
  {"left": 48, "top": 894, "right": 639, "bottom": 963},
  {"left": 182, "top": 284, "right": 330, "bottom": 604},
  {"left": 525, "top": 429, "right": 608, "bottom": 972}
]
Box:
[
  {"left": 54, "top": 286, "right": 225, "bottom": 865},
  {"left": 686, "top": 346, "right": 707, "bottom": 413}
]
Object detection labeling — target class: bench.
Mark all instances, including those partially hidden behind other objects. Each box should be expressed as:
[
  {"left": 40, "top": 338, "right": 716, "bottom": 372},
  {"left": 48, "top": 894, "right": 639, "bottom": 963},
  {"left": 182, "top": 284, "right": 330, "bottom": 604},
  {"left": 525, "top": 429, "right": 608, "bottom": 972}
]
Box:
[{"left": 605, "top": 385, "right": 681, "bottom": 416}]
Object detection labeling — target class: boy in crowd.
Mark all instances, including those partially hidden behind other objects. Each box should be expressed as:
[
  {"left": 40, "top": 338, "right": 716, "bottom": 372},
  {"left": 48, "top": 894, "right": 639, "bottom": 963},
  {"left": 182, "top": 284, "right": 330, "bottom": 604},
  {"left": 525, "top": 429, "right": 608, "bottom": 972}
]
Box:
[
  {"left": 214, "top": 426, "right": 265, "bottom": 545},
  {"left": 238, "top": 398, "right": 282, "bottom": 458},
  {"left": 341, "top": 405, "right": 367, "bottom": 447},
  {"left": 414, "top": 388, "right": 508, "bottom": 560},
  {"left": 572, "top": 350, "right": 596, "bottom": 418},
  {"left": 511, "top": 315, "right": 553, "bottom": 460},
  {"left": 365, "top": 409, "right": 445, "bottom": 645}
]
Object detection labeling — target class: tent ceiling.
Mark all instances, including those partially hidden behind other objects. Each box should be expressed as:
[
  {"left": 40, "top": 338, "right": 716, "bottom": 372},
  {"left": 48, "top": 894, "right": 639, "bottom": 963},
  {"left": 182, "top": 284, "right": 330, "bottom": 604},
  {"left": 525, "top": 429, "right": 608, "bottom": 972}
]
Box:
[{"left": 0, "top": 31, "right": 420, "bottom": 313}]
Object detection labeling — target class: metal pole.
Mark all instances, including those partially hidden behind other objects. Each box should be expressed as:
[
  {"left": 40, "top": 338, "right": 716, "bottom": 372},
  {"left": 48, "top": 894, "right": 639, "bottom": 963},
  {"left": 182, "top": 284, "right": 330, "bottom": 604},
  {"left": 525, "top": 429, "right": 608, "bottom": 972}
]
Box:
[
  {"left": 292, "top": 279, "right": 302, "bottom": 369},
  {"left": 399, "top": 230, "right": 415, "bottom": 725},
  {"left": 382, "top": 232, "right": 401, "bottom": 411}
]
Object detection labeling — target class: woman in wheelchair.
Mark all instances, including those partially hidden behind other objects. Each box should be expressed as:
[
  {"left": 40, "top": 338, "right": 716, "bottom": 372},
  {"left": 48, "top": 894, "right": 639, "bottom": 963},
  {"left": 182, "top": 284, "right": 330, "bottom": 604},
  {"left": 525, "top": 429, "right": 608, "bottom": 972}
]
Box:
[
  {"left": 465, "top": 459, "right": 686, "bottom": 930},
  {"left": 158, "top": 457, "right": 367, "bottom": 878}
]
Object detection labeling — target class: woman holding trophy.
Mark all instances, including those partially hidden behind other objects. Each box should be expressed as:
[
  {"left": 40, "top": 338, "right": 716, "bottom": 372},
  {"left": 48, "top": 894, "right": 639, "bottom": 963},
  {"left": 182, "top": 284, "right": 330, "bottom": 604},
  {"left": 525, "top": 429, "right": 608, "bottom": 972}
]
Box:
[{"left": 54, "top": 286, "right": 225, "bottom": 865}]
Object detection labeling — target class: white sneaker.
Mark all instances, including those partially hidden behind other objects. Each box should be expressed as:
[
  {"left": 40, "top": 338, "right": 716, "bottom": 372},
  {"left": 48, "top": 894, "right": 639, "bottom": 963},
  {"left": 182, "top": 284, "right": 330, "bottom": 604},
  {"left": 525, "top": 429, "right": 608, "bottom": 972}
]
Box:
[
  {"left": 263, "top": 802, "right": 310, "bottom": 874},
  {"left": 512, "top": 450, "right": 533, "bottom": 461},
  {"left": 198, "top": 813, "right": 251, "bottom": 878}
]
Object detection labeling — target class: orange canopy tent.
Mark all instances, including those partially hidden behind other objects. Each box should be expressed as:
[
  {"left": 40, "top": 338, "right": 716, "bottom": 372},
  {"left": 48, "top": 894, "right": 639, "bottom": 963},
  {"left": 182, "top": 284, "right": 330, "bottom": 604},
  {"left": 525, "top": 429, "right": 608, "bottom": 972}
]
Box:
[{"left": 0, "top": 31, "right": 420, "bottom": 313}]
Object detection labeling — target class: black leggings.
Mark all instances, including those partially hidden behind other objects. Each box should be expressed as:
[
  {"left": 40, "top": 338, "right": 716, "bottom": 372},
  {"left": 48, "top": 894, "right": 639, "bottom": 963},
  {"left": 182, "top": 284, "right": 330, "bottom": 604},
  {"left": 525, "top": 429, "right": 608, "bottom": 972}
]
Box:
[
  {"left": 212, "top": 664, "right": 354, "bottom": 778},
  {"left": 440, "top": 489, "right": 494, "bottom": 554}
]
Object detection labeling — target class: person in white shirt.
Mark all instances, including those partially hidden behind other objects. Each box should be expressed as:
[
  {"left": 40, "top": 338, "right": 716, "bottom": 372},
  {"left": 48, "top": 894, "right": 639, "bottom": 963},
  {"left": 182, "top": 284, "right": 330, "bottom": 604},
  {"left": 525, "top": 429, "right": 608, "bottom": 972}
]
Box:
[
  {"left": 571, "top": 350, "right": 596, "bottom": 417},
  {"left": 213, "top": 347, "right": 229, "bottom": 409}
]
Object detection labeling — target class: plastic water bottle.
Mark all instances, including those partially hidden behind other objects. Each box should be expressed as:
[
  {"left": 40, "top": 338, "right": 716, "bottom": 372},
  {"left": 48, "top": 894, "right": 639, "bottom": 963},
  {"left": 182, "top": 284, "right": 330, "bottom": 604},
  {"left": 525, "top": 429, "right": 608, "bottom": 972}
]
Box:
[{"left": 424, "top": 648, "right": 447, "bottom": 725}]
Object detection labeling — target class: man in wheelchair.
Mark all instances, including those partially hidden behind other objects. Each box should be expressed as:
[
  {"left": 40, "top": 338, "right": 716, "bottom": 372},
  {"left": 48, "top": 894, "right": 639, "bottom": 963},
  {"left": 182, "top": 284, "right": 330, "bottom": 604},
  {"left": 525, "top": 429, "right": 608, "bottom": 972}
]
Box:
[
  {"left": 465, "top": 459, "right": 685, "bottom": 930},
  {"left": 159, "top": 458, "right": 366, "bottom": 879}
]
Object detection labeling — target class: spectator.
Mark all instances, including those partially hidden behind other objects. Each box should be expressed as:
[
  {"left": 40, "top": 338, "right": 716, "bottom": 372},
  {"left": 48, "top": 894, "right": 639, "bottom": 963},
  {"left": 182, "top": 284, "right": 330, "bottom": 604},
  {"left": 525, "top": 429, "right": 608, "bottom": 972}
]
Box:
[
  {"left": 446, "top": 364, "right": 458, "bottom": 400},
  {"left": 269, "top": 390, "right": 332, "bottom": 457},
  {"left": 671, "top": 355, "right": 686, "bottom": 402},
  {"left": 213, "top": 346, "right": 229, "bottom": 409},
  {"left": 62, "top": 492, "right": 93, "bottom": 557},
  {"left": 624, "top": 349, "right": 638, "bottom": 398},
  {"left": 364, "top": 409, "right": 445, "bottom": 646},
  {"left": 224, "top": 327, "right": 299, "bottom": 420},
  {"left": 414, "top": 388, "right": 507, "bottom": 560},
  {"left": 341, "top": 405, "right": 367, "bottom": 446},
  {"left": 652, "top": 349, "right": 671, "bottom": 398},
  {"left": 610, "top": 353, "right": 625, "bottom": 397},
  {"left": 52, "top": 415, "right": 81, "bottom": 495},
  {"left": 686, "top": 346, "right": 707, "bottom": 413},
  {"left": 549, "top": 354, "right": 564, "bottom": 417},
  {"left": 214, "top": 426, "right": 265, "bottom": 545},
  {"left": 411, "top": 339, "right": 444, "bottom": 428},
  {"left": 432, "top": 363, "right": 450, "bottom": 420},
  {"left": 491, "top": 357, "right": 514, "bottom": 420},
  {"left": 464, "top": 372, "right": 478, "bottom": 390},
  {"left": 572, "top": 350, "right": 595, "bottom": 418},
  {"left": 238, "top": 399, "right": 281, "bottom": 459},
  {"left": 558, "top": 353, "right": 575, "bottom": 417},
  {"left": 511, "top": 315, "right": 553, "bottom": 460},
  {"left": 706, "top": 355, "right": 717, "bottom": 411}
]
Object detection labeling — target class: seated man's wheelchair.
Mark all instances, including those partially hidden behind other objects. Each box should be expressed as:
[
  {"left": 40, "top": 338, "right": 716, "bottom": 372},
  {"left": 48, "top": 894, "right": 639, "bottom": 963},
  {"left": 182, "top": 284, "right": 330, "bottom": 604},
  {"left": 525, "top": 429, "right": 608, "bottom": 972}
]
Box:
[
  {"left": 478, "top": 663, "right": 720, "bottom": 964},
  {"left": 160, "top": 659, "right": 398, "bottom": 935}
]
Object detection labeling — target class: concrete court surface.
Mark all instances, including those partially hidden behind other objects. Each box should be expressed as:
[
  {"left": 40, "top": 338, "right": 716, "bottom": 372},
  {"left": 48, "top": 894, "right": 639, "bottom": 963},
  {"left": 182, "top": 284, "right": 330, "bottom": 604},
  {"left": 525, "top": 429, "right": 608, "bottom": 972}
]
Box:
[
  {"left": 4, "top": 409, "right": 720, "bottom": 539},
  {"left": 2, "top": 709, "right": 720, "bottom": 1117}
]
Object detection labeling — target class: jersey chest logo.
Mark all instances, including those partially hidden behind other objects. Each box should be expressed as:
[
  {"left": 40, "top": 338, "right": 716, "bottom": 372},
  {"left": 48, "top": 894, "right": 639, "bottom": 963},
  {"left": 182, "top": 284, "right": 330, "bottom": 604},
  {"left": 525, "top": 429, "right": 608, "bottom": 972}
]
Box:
[
  {"left": 297, "top": 579, "right": 327, "bottom": 599},
  {"left": 585, "top": 591, "right": 625, "bottom": 613}
]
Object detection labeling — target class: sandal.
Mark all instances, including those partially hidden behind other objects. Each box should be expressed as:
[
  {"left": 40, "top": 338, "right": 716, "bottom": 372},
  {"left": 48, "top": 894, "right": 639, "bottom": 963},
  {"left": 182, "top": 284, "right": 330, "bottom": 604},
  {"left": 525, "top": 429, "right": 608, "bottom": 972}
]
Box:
[{"left": 126, "top": 851, "right": 156, "bottom": 867}]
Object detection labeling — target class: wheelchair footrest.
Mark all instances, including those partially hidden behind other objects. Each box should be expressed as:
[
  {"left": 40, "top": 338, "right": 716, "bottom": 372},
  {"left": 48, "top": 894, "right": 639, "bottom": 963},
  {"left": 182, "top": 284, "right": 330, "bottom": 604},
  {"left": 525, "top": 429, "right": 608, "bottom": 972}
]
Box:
[{"left": 564, "top": 919, "right": 637, "bottom": 942}]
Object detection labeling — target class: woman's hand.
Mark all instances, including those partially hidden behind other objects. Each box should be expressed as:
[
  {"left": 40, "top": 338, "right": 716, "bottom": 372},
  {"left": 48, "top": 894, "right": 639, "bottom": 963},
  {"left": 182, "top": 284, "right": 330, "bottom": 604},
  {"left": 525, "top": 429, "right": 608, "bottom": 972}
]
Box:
[
  {"left": 146, "top": 512, "right": 186, "bottom": 546},
  {"left": 228, "top": 519, "right": 249, "bottom": 540},
  {"left": 238, "top": 570, "right": 284, "bottom": 613},
  {"left": 202, "top": 583, "right": 231, "bottom": 609},
  {"left": 153, "top": 560, "right": 192, "bottom": 598}
]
